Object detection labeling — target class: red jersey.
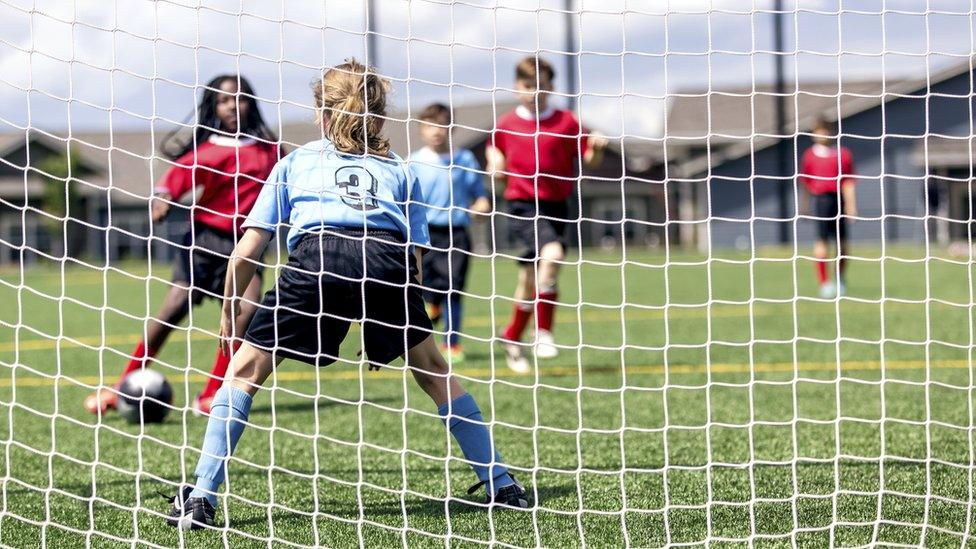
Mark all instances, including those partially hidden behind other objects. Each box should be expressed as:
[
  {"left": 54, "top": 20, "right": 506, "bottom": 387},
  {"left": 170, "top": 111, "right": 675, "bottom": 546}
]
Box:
[
  {"left": 490, "top": 107, "right": 591, "bottom": 202},
  {"left": 800, "top": 144, "right": 855, "bottom": 196},
  {"left": 158, "top": 136, "right": 279, "bottom": 234}
]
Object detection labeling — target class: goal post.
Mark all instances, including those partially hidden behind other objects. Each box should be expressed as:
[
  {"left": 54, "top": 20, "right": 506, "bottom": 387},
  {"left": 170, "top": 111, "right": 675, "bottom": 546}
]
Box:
[{"left": 0, "top": 1, "right": 972, "bottom": 547}]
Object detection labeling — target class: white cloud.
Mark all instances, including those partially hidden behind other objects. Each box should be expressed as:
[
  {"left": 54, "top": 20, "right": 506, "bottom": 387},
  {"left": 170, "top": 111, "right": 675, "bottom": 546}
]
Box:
[{"left": 0, "top": 0, "right": 970, "bottom": 135}]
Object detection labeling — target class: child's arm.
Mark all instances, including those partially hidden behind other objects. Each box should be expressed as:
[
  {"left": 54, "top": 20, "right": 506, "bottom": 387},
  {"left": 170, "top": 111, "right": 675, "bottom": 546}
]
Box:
[
  {"left": 485, "top": 145, "right": 507, "bottom": 184},
  {"left": 464, "top": 152, "right": 492, "bottom": 218},
  {"left": 152, "top": 153, "right": 199, "bottom": 222},
  {"left": 470, "top": 196, "right": 491, "bottom": 215},
  {"left": 583, "top": 132, "right": 608, "bottom": 171},
  {"left": 842, "top": 181, "right": 857, "bottom": 218},
  {"left": 841, "top": 149, "right": 857, "bottom": 218},
  {"left": 219, "top": 228, "right": 272, "bottom": 355}
]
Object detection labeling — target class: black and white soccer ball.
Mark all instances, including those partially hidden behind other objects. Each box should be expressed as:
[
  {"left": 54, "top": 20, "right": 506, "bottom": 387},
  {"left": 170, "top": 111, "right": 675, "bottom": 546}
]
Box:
[{"left": 116, "top": 369, "right": 174, "bottom": 424}]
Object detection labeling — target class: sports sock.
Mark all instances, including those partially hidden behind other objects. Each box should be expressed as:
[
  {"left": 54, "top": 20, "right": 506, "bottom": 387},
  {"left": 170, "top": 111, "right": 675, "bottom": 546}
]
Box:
[
  {"left": 838, "top": 256, "right": 847, "bottom": 282},
  {"left": 816, "top": 261, "right": 828, "bottom": 285},
  {"left": 189, "top": 386, "right": 253, "bottom": 506},
  {"left": 199, "top": 342, "right": 241, "bottom": 400},
  {"left": 438, "top": 393, "right": 514, "bottom": 496},
  {"left": 118, "top": 341, "right": 157, "bottom": 385},
  {"left": 536, "top": 286, "right": 558, "bottom": 333},
  {"left": 502, "top": 302, "right": 533, "bottom": 342},
  {"left": 446, "top": 294, "right": 463, "bottom": 346}
]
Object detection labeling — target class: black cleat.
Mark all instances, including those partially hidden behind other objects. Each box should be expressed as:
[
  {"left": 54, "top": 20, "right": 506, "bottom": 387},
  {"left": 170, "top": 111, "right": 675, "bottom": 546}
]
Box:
[
  {"left": 468, "top": 473, "right": 531, "bottom": 509},
  {"left": 164, "top": 485, "right": 217, "bottom": 530}
]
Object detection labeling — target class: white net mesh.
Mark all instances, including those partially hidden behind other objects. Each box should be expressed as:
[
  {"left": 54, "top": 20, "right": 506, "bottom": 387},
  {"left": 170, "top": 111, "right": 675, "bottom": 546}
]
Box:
[{"left": 0, "top": 0, "right": 973, "bottom": 546}]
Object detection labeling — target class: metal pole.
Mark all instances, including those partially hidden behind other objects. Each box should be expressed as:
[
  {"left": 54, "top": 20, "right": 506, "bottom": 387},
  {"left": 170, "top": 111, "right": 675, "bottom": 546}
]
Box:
[
  {"left": 366, "top": 0, "right": 377, "bottom": 68},
  {"left": 773, "top": 0, "right": 790, "bottom": 243},
  {"left": 565, "top": 0, "right": 578, "bottom": 113}
]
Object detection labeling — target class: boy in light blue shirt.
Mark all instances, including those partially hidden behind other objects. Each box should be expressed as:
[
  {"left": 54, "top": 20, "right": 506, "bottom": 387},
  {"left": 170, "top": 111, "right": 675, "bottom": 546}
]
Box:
[{"left": 410, "top": 103, "right": 491, "bottom": 362}]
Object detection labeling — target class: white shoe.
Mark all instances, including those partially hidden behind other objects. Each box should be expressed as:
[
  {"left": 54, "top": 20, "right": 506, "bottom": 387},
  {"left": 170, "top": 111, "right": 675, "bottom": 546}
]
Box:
[
  {"left": 535, "top": 330, "right": 559, "bottom": 359},
  {"left": 818, "top": 281, "right": 837, "bottom": 299},
  {"left": 503, "top": 341, "right": 531, "bottom": 374},
  {"left": 837, "top": 281, "right": 846, "bottom": 297}
]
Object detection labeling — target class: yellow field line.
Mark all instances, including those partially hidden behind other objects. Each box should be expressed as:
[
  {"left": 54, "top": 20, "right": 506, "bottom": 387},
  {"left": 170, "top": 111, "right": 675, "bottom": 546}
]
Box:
[
  {"left": 0, "top": 358, "right": 967, "bottom": 390},
  {"left": 0, "top": 298, "right": 948, "bottom": 355}
]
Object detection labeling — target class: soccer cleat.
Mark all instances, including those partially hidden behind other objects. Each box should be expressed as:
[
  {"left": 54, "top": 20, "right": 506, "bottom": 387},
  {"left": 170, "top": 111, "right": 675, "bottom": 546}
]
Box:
[
  {"left": 837, "top": 281, "right": 846, "bottom": 297},
  {"left": 818, "top": 281, "right": 837, "bottom": 299},
  {"left": 192, "top": 395, "right": 214, "bottom": 416},
  {"left": 165, "top": 485, "right": 216, "bottom": 530},
  {"left": 426, "top": 303, "right": 443, "bottom": 325},
  {"left": 502, "top": 340, "right": 531, "bottom": 374},
  {"left": 467, "top": 473, "right": 530, "bottom": 509},
  {"left": 535, "top": 330, "right": 559, "bottom": 359},
  {"left": 84, "top": 387, "right": 117, "bottom": 415},
  {"left": 441, "top": 344, "right": 466, "bottom": 363}
]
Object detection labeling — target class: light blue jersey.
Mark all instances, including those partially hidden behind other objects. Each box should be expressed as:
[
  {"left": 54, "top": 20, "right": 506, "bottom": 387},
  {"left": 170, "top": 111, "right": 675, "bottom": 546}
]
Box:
[
  {"left": 409, "top": 147, "right": 487, "bottom": 228},
  {"left": 243, "top": 139, "right": 430, "bottom": 252}
]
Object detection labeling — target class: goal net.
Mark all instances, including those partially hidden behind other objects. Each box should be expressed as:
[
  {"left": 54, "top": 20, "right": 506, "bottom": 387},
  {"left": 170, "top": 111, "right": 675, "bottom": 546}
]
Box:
[{"left": 0, "top": 0, "right": 972, "bottom": 546}]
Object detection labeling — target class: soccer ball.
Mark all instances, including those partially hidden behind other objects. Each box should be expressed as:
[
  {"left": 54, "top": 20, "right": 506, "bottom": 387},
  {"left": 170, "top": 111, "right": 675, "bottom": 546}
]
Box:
[{"left": 115, "top": 369, "right": 174, "bottom": 424}]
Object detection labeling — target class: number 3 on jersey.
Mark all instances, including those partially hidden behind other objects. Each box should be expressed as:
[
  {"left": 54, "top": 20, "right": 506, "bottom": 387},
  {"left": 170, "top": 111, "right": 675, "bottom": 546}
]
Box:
[{"left": 335, "top": 166, "right": 379, "bottom": 211}]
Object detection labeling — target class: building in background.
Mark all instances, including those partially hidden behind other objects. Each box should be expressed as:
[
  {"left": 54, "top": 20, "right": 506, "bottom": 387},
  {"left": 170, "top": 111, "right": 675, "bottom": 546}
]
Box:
[
  {"left": 1, "top": 57, "right": 974, "bottom": 266},
  {"left": 671, "top": 58, "right": 975, "bottom": 250}
]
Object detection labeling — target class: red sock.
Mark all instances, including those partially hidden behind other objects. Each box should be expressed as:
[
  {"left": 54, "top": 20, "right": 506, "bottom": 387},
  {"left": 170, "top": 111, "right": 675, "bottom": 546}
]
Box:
[
  {"left": 117, "top": 341, "right": 157, "bottom": 386},
  {"left": 502, "top": 303, "right": 534, "bottom": 342},
  {"left": 199, "top": 341, "right": 241, "bottom": 400},
  {"left": 816, "top": 261, "right": 828, "bottom": 284},
  {"left": 536, "top": 290, "right": 558, "bottom": 333}
]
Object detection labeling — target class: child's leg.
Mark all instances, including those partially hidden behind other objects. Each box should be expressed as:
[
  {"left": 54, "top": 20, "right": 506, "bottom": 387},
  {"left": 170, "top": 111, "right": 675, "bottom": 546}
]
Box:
[
  {"left": 838, "top": 236, "right": 849, "bottom": 282},
  {"left": 199, "top": 275, "right": 263, "bottom": 402},
  {"left": 535, "top": 241, "right": 564, "bottom": 334},
  {"left": 446, "top": 292, "right": 463, "bottom": 346},
  {"left": 189, "top": 342, "right": 278, "bottom": 505},
  {"left": 502, "top": 265, "right": 535, "bottom": 342},
  {"left": 813, "top": 239, "right": 829, "bottom": 284},
  {"left": 121, "top": 284, "right": 191, "bottom": 381},
  {"left": 406, "top": 336, "right": 514, "bottom": 495}
]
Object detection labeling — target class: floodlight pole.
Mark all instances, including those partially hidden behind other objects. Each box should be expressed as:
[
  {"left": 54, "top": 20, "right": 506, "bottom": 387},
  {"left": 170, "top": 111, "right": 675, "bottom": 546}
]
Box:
[
  {"left": 565, "top": 0, "right": 578, "bottom": 113},
  {"left": 773, "top": 0, "right": 791, "bottom": 244},
  {"left": 365, "top": 0, "right": 378, "bottom": 68}
]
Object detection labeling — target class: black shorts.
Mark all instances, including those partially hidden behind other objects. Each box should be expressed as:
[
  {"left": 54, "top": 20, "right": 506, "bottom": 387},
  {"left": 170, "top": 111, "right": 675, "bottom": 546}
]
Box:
[
  {"left": 244, "top": 229, "right": 433, "bottom": 367},
  {"left": 811, "top": 193, "right": 848, "bottom": 241},
  {"left": 172, "top": 224, "right": 262, "bottom": 305},
  {"left": 508, "top": 200, "right": 569, "bottom": 263},
  {"left": 422, "top": 225, "right": 471, "bottom": 303}
]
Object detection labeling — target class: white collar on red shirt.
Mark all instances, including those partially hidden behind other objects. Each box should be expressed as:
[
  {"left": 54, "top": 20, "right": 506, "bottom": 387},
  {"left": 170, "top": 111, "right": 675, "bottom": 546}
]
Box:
[
  {"left": 515, "top": 105, "right": 556, "bottom": 121},
  {"left": 208, "top": 134, "right": 257, "bottom": 147},
  {"left": 812, "top": 143, "right": 837, "bottom": 157}
]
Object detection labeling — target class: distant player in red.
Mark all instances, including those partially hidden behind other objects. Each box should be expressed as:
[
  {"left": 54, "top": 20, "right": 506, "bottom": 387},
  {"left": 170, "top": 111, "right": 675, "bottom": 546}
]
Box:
[
  {"left": 84, "top": 75, "right": 280, "bottom": 415},
  {"left": 800, "top": 119, "right": 857, "bottom": 298},
  {"left": 486, "top": 56, "right": 607, "bottom": 373}
]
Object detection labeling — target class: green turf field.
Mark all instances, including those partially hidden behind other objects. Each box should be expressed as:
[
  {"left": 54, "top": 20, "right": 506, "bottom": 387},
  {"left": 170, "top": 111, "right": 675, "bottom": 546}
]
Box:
[{"left": 0, "top": 245, "right": 973, "bottom": 547}]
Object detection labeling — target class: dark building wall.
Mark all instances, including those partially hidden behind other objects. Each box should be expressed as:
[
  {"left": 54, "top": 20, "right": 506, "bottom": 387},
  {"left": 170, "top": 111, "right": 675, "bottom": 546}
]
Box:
[{"left": 706, "top": 71, "right": 975, "bottom": 248}]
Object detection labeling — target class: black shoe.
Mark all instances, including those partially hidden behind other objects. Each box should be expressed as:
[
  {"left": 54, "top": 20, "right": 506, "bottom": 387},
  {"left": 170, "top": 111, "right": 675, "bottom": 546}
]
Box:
[
  {"left": 467, "top": 473, "right": 531, "bottom": 509},
  {"left": 164, "top": 485, "right": 216, "bottom": 530}
]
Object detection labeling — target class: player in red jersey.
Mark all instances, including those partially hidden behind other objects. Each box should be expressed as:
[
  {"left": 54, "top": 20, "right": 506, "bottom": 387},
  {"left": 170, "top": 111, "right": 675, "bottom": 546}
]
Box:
[
  {"left": 486, "top": 56, "right": 607, "bottom": 373},
  {"left": 84, "top": 75, "right": 280, "bottom": 415},
  {"left": 800, "top": 119, "right": 857, "bottom": 298}
]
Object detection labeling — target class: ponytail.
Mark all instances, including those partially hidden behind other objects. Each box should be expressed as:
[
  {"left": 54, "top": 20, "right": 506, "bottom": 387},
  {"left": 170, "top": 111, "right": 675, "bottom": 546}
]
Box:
[{"left": 313, "top": 59, "right": 390, "bottom": 157}]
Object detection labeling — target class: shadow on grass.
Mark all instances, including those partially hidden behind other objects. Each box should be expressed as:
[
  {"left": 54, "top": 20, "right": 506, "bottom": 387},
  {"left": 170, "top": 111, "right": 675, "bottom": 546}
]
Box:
[
  {"left": 248, "top": 395, "right": 401, "bottom": 415},
  {"left": 227, "top": 482, "right": 579, "bottom": 528}
]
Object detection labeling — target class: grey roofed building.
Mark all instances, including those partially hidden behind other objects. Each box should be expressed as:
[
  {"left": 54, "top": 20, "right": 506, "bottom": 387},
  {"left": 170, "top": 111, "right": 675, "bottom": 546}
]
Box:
[
  {"left": 0, "top": 98, "right": 666, "bottom": 265},
  {"left": 666, "top": 59, "right": 976, "bottom": 250}
]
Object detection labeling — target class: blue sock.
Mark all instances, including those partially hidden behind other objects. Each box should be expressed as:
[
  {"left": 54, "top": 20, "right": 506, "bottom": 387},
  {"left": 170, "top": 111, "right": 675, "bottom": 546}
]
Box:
[
  {"left": 438, "top": 393, "right": 514, "bottom": 495},
  {"left": 446, "top": 294, "right": 463, "bottom": 346},
  {"left": 189, "top": 386, "right": 253, "bottom": 506}
]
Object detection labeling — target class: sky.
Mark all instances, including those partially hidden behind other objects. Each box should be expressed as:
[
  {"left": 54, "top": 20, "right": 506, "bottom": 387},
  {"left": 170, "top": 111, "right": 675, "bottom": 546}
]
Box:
[{"left": 0, "top": 0, "right": 973, "bottom": 140}]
